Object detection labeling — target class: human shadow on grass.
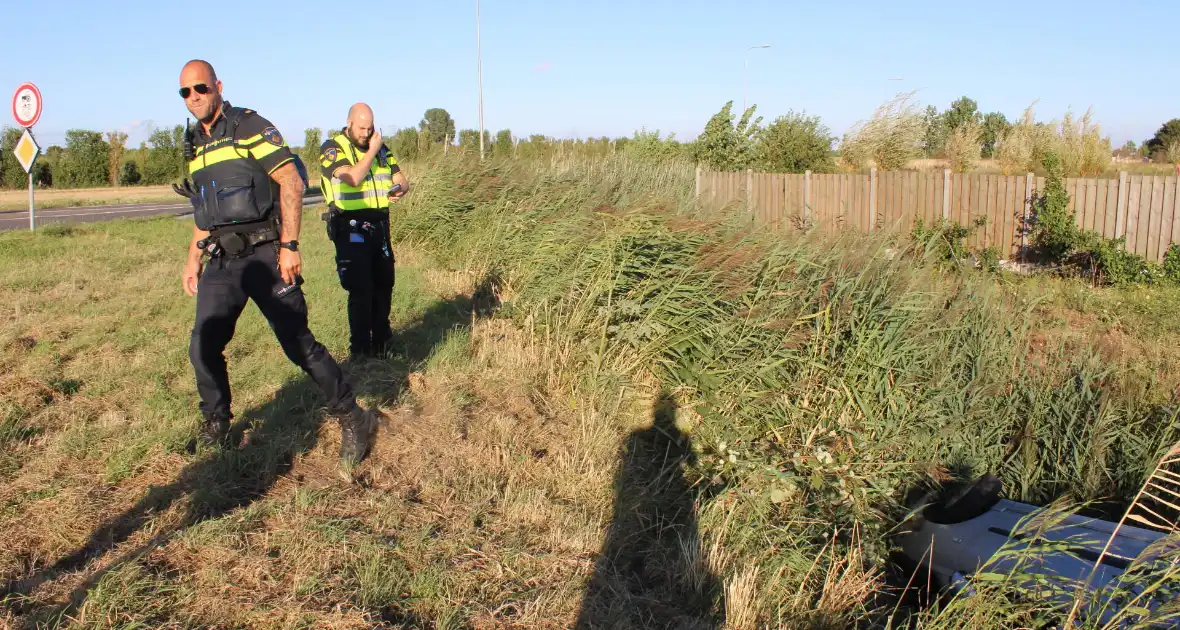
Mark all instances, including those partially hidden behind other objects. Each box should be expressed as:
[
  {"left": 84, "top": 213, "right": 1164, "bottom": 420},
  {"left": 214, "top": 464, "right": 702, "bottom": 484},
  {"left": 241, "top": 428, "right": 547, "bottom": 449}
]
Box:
[
  {"left": 574, "top": 389, "right": 725, "bottom": 630},
  {"left": 0, "top": 274, "right": 501, "bottom": 629}
]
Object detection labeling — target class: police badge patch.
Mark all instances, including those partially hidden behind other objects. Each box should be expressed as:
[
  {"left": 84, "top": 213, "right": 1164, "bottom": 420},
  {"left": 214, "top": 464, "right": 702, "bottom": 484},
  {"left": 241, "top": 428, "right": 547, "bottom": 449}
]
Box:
[
  {"left": 324, "top": 147, "right": 339, "bottom": 162},
  {"left": 263, "top": 126, "right": 284, "bottom": 146}
]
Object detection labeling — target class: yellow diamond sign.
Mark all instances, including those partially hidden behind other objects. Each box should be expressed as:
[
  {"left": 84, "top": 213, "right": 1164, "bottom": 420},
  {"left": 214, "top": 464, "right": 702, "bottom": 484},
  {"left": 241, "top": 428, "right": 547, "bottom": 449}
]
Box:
[{"left": 14, "top": 129, "right": 39, "bottom": 174}]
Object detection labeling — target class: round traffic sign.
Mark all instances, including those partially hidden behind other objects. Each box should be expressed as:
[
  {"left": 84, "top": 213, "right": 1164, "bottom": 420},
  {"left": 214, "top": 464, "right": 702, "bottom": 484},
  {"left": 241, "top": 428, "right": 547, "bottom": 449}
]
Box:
[{"left": 12, "top": 82, "right": 42, "bottom": 128}]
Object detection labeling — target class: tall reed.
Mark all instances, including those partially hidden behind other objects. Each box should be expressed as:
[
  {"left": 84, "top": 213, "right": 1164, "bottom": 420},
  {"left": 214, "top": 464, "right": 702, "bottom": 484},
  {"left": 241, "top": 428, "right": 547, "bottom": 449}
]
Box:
[{"left": 390, "top": 153, "right": 1180, "bottom": 626}]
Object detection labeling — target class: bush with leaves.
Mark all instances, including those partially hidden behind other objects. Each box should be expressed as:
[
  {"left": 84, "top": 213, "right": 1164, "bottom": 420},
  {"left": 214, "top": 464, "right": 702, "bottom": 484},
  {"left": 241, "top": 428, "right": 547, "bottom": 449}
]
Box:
[
  {"left": 56, "top": 130, "right": 110, "bottom": 188},
  {"left": 119, "top": 160, "right": 141, "bottom": 186},
  {"left": 141, "top": 125, "right": 185, "bottom": 185},
  {"left": 1084, "top": 236, "right": 1163, "bottom": 286},
  {"left": 756, "top": 111, "right": 836, "bottom": 173},
  {"left": 1164, "top": 245, "right": 1180, "bottom": 283},
  {"left": 0, "top": 126, "right": 27, "bottom": 188},
  {"left": 1028, "top": 153, "right": 1085, "bottom": 262},
  {"left": 624, "top": 128, "right": 685, "bottom": 164},
  {"left": 388, "top": 127, "right": 422, "bottom": 162},
  {"left": 909, "top": 216, "right": 997, "bottom": 273},
  {"left": 1144, "top": 118, "right": 1180, "bottom": 161},
  {"left": 691, "top": 101, "right": 762, "bottom": 171},
  {"left": 494, "top": 129, "right": 513, "bottom": 157}
]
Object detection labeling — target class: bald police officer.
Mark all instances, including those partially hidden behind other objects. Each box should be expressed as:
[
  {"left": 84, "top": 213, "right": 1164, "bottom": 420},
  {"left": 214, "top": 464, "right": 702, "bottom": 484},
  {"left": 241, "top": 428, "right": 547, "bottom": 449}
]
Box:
[
  {"left": 318, "top": 103, "right": 409, "bottom": 360},
  {"left": 175, "top": 60, "right": 379, "bottom": 466}
]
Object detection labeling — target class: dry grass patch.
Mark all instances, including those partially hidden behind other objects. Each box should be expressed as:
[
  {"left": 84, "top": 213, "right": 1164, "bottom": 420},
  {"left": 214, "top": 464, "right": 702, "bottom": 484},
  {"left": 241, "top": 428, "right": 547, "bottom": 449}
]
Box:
[
  {"left": 0, "top": 185, "right": 181, "bottom": 211},
  {"left": 1, "top": 253, "right": 730, "bottom": 627}
]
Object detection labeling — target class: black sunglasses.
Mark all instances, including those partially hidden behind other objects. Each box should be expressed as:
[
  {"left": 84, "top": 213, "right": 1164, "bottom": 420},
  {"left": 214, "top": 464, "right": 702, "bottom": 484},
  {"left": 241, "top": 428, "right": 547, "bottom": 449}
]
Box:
[{"left": 179, "top": 83, "right": 212, "bottom": 99}]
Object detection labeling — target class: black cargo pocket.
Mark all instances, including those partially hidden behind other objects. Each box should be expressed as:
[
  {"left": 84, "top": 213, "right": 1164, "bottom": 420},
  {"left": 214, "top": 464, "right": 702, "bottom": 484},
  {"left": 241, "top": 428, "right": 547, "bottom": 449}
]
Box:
[{"left": 214, "top": 175, "right": 260, "bottom": 223}]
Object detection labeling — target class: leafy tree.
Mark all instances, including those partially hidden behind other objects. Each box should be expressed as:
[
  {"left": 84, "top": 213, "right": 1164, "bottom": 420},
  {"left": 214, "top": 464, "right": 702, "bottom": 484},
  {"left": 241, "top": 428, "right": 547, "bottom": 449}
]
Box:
[
  {"left": 419, "top": 108, "right": 456, "bottom": 144},
  {"left": 105, "top": 130, "right": 128, "bottom": 185},
  {"left": 0, "top": 126, "right": 25, "bottom": 189},
  {"left": 57, "top": 130, "right": 109, "bottom": 188},
  {"left": 142, "top": 124, "right": 184, "bottom": 185},
  {"left": 1145, "top": 119, "right": 1180, "bottom": 161},
  {"left": 691, "top": 101, "right": 762, "bottom": 171},
  {"left": 457, "top": 129, "right": 479, "bottom": 152},
  {"left": 301, "top": 128, "right": 322, "bottom": 176},
  {"left": 980, "top": 112, "right": 1009, "bottom": 159},
  {"left": 32, "top": 160, "right": 51, "bottom": 187},
  {"left": 1029, "top": 152, "right": 1082, "bottom": 262},
  {"left": 495, "top": 129, "right": 513, "bottom": 157},
  {"left": 388, "top": 127, "right": 420, "bottom": 161},
  {"left": 755, "top": 111, "right": 836, "bottom": 173},
  {"left": 120, "top": 160, "right": 141, "bottom": 185},
  {"left": 921, "top": 105, "right": 946, "bottom": 158},
  {"left": 623, "top": 128, "right": 683, "bottom": 163},
  {"left": 943, "top": 96, "right": 982, "bottom": 132}
]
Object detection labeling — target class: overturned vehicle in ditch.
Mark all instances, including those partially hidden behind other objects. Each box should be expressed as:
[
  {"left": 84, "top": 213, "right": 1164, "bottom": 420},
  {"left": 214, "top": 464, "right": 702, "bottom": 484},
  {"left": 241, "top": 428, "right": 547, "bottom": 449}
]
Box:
[{"left": 893, "top": 473, "right": 1180, "bottom": 628}]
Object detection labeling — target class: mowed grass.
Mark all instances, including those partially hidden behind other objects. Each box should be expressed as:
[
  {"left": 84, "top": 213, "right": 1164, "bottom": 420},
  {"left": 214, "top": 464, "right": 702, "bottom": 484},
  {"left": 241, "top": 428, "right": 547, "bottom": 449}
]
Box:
[
  {"left": 0, "top": 206, "right": 668, "bottom": 628},
  {"left": 1, "top": 157, "right": 1179, "bottom": 629}
]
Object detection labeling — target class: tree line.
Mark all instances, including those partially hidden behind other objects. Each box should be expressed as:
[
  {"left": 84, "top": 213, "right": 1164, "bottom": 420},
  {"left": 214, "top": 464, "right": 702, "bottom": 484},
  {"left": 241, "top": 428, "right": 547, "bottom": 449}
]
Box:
[{"left": 3, "top": 99, "right": 1180, "bottom": 191}]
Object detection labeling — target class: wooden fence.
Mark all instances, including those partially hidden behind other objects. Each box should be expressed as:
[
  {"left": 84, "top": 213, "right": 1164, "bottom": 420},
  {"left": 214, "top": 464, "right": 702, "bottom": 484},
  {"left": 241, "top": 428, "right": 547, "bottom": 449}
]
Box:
[{"left": 695, "top": 168, "right": 1180, "bottom": 263}]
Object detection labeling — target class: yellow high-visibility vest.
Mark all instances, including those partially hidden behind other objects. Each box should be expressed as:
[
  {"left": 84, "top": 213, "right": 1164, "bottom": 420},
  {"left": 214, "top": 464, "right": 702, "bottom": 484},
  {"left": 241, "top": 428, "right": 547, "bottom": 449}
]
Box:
[{"left": 320, "top": 133, "right": 398, "bottom": 212}]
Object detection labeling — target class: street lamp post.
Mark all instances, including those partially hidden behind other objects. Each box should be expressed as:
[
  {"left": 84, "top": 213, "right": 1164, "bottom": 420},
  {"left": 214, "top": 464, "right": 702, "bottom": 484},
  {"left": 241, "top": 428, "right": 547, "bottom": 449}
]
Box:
[
  {"left": 476, "top": 0, "right": 485, "bottom": 160},
  {"left": 744, "top": 44, "right": 770, "bottom": 112}
]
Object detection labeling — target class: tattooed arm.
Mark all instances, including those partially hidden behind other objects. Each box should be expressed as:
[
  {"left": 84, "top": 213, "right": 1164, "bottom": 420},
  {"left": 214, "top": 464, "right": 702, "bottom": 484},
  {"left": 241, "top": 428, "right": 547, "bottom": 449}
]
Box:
[
  {"left": 268, "top": 160, "right": 304, "bottom": 285},
  {"left": 270, "top": 161, "right": 304, "bottom": 243}
]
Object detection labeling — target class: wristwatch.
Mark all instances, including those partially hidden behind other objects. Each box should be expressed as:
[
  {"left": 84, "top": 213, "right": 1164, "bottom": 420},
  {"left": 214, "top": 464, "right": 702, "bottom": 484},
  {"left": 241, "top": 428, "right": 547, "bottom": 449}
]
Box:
[{"left": 279, "top": 240, "right": 299, "bottom": 251}]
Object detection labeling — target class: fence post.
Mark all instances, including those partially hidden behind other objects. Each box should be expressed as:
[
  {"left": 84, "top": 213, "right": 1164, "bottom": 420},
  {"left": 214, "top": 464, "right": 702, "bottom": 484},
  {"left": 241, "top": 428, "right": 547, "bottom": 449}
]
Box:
[
  {"left": 695, "top": 164, "right": 702, "bottom": 199},
  {"left": 1115, "top": 170, "right": 1128, "bottom": 242},
  {"left": 1022, "top": 172, "right": 1034, "bottom": 257},
  {"left": 868, "top": 167, "right": 877, "bottom": 230},
  {"left": 746, "top": 169, "right": 754, "bottom": 222},
  {"left": 942, "top": 169, "right": 950, "bottom": 220},
  {"left": 804, "top": 170, "right": 812, "bottom": 222}
]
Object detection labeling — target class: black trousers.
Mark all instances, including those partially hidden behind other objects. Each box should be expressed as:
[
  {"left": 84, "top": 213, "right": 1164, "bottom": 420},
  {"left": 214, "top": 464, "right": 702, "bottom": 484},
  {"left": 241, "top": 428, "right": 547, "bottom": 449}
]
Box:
[
  {"left": 332, "top": 214, "right": 395, "bottom": 357},
  {"left": 189, "top": 241, "right": 357, "bottom": 420}
]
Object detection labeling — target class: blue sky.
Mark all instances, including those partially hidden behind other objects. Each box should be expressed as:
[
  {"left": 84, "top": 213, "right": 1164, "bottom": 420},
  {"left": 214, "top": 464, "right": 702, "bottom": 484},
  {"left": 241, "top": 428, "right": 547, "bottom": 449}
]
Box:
[{"left": 4, "top": 0, "right": 1177, "bottom": 150}]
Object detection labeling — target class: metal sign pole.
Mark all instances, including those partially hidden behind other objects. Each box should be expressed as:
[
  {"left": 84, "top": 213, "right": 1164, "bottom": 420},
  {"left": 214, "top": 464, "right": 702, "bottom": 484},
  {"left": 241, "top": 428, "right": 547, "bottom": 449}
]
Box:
[{"left": 12, "top": 82, "right": 43, "bottom": 231}]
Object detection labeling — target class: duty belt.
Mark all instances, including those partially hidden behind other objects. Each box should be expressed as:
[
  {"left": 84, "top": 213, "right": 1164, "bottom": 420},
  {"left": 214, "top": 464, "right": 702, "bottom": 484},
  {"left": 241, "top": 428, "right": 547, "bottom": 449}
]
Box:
[{"left": 199, "top": 224, "right": 280, "bottom": 258}]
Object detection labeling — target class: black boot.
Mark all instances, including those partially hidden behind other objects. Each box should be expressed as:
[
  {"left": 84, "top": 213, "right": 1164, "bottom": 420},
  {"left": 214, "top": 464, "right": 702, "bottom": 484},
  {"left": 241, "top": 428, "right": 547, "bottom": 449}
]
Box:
[
  {"left": 198, "top": 413, "right": 231, "bottom": 448},
  {"left": 335, "top": 405, "right": 379, "bottom": 466}
]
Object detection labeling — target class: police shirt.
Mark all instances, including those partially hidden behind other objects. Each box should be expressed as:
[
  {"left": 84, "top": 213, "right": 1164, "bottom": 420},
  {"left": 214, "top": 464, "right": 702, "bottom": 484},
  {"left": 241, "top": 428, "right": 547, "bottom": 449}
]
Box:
[
  {"left": 191, "top": 103, "right": 295, "bottom": 177},
  {"left": 319, "top": 134, "right": 401, "bottom": 181}
]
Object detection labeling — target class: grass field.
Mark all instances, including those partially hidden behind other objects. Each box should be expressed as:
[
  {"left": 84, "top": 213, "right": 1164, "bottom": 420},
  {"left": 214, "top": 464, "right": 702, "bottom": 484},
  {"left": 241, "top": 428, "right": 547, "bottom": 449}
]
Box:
[
  {"left": 0, "top": 185, "right": 182, "bottom": 212},
  {"left": 1, "top": 156, "right": 1179, "bottom": 628}
]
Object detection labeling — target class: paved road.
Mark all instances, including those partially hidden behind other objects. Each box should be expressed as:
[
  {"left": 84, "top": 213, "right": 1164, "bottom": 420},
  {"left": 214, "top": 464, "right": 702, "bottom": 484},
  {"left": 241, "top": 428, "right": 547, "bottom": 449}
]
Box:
[{"left": 0, "top": 195, "right": 323, "bottom": 231}]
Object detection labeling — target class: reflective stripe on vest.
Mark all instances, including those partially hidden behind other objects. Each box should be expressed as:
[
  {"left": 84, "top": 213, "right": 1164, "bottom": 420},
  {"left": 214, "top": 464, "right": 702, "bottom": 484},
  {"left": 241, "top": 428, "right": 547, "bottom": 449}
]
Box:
[{"left": 323, "top": 133, "right": 396, "bottom": 212}]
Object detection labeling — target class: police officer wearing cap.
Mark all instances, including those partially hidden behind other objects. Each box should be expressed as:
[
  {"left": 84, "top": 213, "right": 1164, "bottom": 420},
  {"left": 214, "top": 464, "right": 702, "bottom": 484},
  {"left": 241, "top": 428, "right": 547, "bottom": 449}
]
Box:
[
  {"left": 174, "top": 60, "right": 380, "bottom": 466},
  {"left": 318, "top": 103, "right": 410, "bottom": 360}
]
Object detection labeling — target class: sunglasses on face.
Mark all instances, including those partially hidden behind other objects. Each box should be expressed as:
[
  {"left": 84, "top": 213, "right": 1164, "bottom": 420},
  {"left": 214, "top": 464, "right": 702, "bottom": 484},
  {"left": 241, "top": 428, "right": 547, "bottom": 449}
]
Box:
[{"left": 179, "top": 83, "right": 211, "bottom": 99}]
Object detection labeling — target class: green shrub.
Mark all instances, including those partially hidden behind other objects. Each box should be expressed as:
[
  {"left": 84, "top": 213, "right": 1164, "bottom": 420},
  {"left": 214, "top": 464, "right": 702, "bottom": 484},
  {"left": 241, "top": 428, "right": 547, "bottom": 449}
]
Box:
[
  {"left": 1028, "top": 153, "right": 1084, "bottom": 263},
  {"left": 909, "top": 216, "right": 995, "bottom": 272},
  {"left": 756, "top": 111, "right": 836, "bottom": 173},
  {"left": 1162, "top": 243, "right": 1180, "bottom": 283}
]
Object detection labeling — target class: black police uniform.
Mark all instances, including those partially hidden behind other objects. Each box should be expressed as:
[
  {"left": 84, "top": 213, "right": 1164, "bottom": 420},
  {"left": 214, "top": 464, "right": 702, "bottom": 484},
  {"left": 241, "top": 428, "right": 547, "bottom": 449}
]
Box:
[
  {"left": 318, "top": 134, "right": 397, "bottom": 358},
  {"left": 179, "top": 102, "right": 376, "bottom": 460}
]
